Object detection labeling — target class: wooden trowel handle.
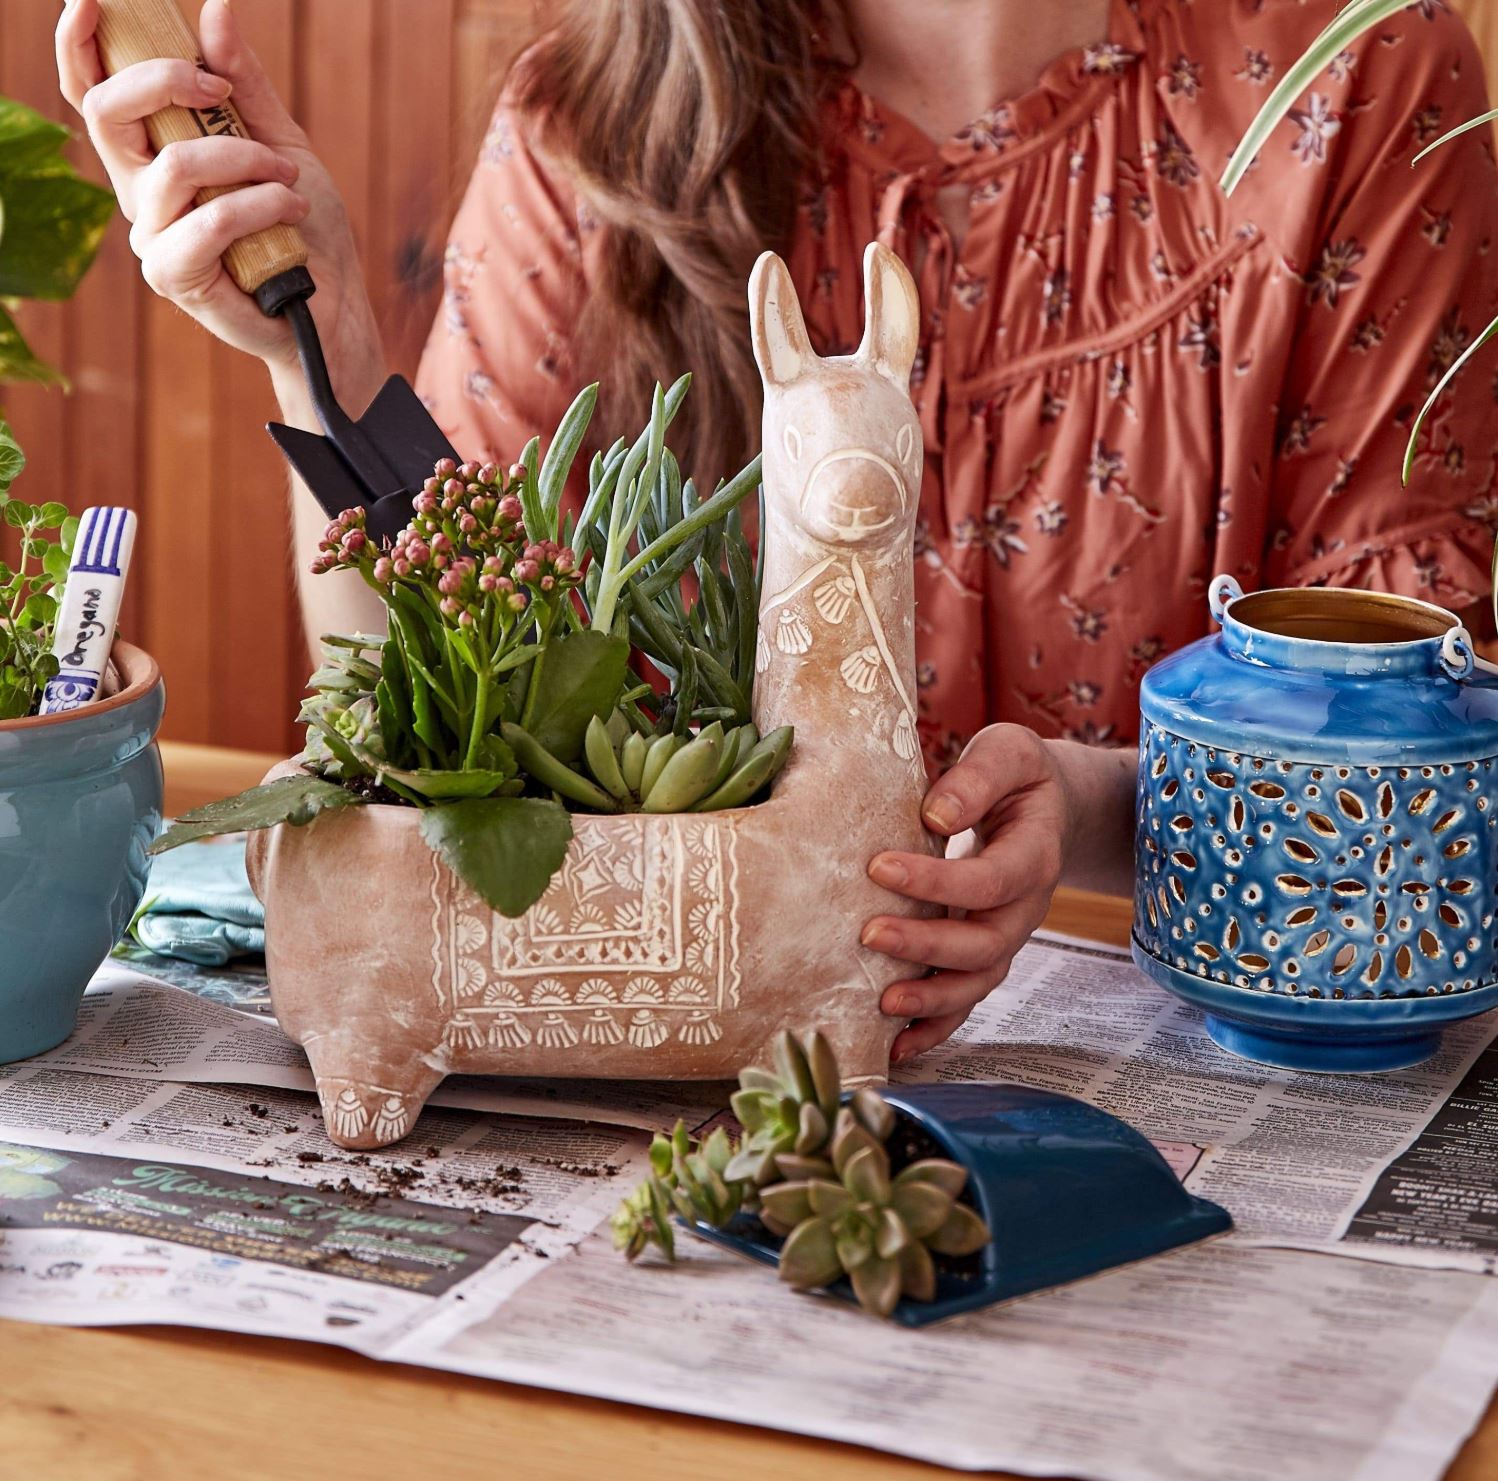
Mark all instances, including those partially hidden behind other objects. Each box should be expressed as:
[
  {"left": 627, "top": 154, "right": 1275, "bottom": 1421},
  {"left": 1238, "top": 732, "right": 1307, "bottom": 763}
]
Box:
[{"left": 95, "top": 0, "right": 308, "bottom": 297}]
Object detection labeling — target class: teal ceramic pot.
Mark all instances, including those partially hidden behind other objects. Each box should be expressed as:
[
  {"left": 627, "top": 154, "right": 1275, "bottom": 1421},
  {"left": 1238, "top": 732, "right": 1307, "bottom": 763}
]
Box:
[
  {"left": 0, "top": 641, "right": 163, "bottom": 1062},
  {"left": 1135, "top": 577, "right": 1498, "bottom": 1073}
]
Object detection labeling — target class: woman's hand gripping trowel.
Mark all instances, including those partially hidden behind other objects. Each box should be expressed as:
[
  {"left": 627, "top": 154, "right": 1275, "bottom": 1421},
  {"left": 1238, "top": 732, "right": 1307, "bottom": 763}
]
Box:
[{"left": 95, "top": 0, "right": 458, "bottom": 543}]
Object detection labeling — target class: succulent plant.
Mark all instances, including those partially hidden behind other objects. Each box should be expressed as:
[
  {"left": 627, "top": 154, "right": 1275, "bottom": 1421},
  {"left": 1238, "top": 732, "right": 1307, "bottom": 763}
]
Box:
[
  {"left": 725, "top": 1029, "right": 847, "bottom": 1186},
  {"left": 611, "top": 1121, "right": 744, "bottom": 1263},
  {"left": 763, "top": 1107, "right": 991, "bottom": 1318},
  {"left": 612, "top": 1029, "right": 996, "bottom": 1319}
]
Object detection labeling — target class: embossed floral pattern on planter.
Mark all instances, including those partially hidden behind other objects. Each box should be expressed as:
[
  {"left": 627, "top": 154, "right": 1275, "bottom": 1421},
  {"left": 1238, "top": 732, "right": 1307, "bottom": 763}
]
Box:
[
  {"left": 431, "top": 813, "right": 741, "bottom": 1057},
  {"left": 1136, "top": 725, "right": 1498, "bottom": 1000}
]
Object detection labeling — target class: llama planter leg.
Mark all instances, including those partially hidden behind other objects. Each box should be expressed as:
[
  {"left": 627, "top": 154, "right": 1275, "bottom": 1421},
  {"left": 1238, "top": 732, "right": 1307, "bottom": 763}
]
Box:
[
  {"left": 301, "top": 1035, "right": 446, "bottom": 1151},
  {"left": 247, "top": 242, "right": 933, "bottom": 1150}
]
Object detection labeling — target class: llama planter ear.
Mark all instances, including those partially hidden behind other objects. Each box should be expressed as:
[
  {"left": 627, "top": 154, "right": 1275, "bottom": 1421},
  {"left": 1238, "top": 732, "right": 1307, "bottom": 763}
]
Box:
[
  {"left": 856, "top": 241, "right": 920, "bottom": 389},
  {"left": 247, "top": 243, "right": 935, "bottom": 1150}
]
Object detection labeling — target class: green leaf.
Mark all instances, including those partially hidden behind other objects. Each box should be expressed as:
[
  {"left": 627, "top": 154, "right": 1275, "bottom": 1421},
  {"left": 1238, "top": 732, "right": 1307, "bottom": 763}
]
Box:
[
  {"left": 1412, "top": 106, "right": 1498, "bottom": 166},
  {"left": 524, "top": 628, "right": 629, "bottom": 762},
  {"left": 419, "top": 796, "right": 573, "bottom": 917},
  {"left": 926, "top": 1202, "right": 991, "bottom": 1258},
  {"left": 849, "top": 1254, "right": 903, "bottom": 1318},
  {"left": 149, "top": 774, "right": 359, "bottom": 853},
  {"left": 517, "top": 433, "right": 545, "bottom": 543},
  {"left": 42, "top": 544, "right": 69, "bottom": 584},
  {"left": 0, "top": 302, "right": 64, "bottom": 386},
  {"left": 0, "top": 98, "right": 114, "bottom": 303},
  {"left": 0, "top": 172, "right": 116, "bottom": 300},
  {"left": 0, "top": 418, "right": 24, "bottom": 494},
  {"left": 888, "top": 1180, "right": 956, "bottom": 1240},
  {"left": 1403, "top": 308, "right": 1498, "bottom": 484},
  {"left": 777, "top": 1215, "right": 843, "bottom": 1290},
  {"left": 378, "top": 763, "right": 514, "bottom": 801},
  {"left": 1222, "top": 0, "right": 1415, "bottom": 196},
  {"left": 538, "top": 382, "right": 598, "bottom": 532}
]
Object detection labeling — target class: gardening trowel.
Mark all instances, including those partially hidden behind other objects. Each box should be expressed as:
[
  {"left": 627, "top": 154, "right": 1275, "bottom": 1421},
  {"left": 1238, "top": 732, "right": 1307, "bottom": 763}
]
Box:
[{"left": 95, "top": 0, "right": 458, "bottom": 543}]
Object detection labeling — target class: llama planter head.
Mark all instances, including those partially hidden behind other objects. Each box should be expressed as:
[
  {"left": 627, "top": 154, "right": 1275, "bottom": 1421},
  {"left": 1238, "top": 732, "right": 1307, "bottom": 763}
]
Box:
[
  {"left": 752, "top": 244, "right": 922, "bottom": 551},
  {"left": 246, "top": 242, "right": 935, "bottom": 1150}
]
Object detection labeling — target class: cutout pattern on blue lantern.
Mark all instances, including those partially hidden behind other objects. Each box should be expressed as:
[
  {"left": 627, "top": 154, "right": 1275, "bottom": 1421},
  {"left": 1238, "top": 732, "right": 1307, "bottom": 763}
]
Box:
[{"left": 1135, "top": 722, "right": 1498, "bottom": 999}]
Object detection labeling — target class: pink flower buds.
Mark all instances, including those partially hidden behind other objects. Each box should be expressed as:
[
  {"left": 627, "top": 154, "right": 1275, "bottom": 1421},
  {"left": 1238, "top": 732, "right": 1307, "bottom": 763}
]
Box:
[{"left": 434, "top": 458, "right": 457, "bottom": 479}]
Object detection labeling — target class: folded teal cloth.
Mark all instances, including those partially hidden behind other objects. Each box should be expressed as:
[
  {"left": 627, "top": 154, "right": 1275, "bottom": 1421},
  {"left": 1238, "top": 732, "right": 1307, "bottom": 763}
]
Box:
[{"left": 130, "top": 838, "right": 265, "bottom": 966}]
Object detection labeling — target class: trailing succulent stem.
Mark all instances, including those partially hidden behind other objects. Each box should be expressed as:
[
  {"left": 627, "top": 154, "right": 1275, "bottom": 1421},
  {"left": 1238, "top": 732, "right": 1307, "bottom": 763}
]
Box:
[
  {"left": 613, "top": 1031, "right": 994, "bottom": 1319},
  {"left": 611, "top": 1123, "right": 744, "bottom": 1264}
]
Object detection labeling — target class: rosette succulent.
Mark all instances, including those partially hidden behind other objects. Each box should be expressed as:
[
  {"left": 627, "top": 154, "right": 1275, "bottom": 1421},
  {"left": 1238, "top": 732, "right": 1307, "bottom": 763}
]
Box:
[
  {"left": 613, "top": 1030, "right": 995, "bottom": 1320},
  {"left": 726, "top": 1029, "right": 845, "bottom": 1186},
  {"left": 763, "top": 1106, "right": 990, "bottom": 1318}
]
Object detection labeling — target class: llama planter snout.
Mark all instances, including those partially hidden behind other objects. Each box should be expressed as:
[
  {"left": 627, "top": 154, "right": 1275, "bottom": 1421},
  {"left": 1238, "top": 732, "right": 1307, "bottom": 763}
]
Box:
[{"left": 247, "top": 243, "right": 935, "bottom": 1149}]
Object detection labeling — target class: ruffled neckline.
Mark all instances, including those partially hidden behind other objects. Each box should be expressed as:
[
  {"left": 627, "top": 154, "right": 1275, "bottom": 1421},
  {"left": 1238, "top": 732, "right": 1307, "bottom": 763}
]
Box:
[{"left": 834, "top": 0, "right": 1147, "bottom": 181}]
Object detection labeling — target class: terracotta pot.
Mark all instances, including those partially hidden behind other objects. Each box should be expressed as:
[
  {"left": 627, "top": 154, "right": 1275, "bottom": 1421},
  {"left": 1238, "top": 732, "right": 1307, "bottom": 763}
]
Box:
[
  {"left": 246, "top": 772, "right": 922, "bottom": 1148},
  {"left": 248, "top": 243, "right": 935, "bottom": 1150}
]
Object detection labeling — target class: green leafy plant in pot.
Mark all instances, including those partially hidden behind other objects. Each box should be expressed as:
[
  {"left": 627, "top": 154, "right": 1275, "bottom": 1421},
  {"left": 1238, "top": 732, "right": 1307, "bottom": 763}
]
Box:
[
  {"left": 154, "top": 375, "right": 788, "bottom": 915},
  {"left": 0, "top": 99, "right": 162, "bottom": 1066}
]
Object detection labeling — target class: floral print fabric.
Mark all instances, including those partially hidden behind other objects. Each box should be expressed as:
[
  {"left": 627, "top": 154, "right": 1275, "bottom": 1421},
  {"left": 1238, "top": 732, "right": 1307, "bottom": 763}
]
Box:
[{"left": 417, "top": 0, "right": 1498, "bottom": 768}]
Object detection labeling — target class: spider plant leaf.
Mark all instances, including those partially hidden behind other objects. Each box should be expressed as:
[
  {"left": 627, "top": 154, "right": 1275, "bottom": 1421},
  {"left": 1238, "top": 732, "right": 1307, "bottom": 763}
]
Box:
[
  {"left": 1401, "top": 308, "right": 1498, "bottom": 484},
  {"left": 1412, "top": 107, "right": 1498, "bottom": 166},
  {"left": 1222, "top": 0, "right": 1418, "bottom": 197}
]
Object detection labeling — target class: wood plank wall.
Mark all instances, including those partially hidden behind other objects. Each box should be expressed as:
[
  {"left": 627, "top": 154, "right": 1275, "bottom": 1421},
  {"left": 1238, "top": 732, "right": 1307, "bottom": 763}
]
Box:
[
  {"left": 0, "top": 0, "right": 536, "bottom": 751},
  {"left": 1, "top": 0, "right": 1496, "bottom": 751}
]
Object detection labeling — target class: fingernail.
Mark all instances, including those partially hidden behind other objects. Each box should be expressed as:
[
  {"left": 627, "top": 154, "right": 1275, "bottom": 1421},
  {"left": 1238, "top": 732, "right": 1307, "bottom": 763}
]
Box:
[
  {"left": 861, "top": 922, "right": 901, "bottom": 953},
  {"left": 868, "top": 855, "right": 907, "bottom": 889},
  {"left": 924, "top": 795, "right": 961, "bottom": 832},
  {"left": 279, "top": 158, "right": 299, "bottom": 182},
  {"left": 894, "top": 992, "right": 921, "bottom": 1017},
  {"left": 200, "top": 74, "right": 232, "bottom": 99}
]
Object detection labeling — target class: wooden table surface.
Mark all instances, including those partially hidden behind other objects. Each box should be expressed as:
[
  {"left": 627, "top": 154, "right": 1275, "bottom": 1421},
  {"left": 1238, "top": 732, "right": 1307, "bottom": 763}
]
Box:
[{"left": 3, "top": 742, "right": 1495, "bottom": 1480}]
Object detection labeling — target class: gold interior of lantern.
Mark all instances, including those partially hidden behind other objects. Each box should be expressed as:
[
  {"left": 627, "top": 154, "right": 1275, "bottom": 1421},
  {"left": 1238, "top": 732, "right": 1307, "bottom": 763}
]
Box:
[{"left": 1231, "top": 588, "right": 1455, "bottom": 645}]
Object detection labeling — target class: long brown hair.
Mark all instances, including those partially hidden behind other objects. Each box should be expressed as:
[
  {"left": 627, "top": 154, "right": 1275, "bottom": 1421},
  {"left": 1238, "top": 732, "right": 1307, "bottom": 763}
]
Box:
[{"left": 512, "top": 1, "right": 847, "bottom": 488}]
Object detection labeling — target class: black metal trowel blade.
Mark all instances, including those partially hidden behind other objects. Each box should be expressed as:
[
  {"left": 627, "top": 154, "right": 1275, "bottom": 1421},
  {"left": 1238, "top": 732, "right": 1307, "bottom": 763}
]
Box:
[
  {"left": 264, "top": 289, "right": 460, "bottom": 545},
  {"left": 267, "top": 373, "right": 459, "bottom": 545}
]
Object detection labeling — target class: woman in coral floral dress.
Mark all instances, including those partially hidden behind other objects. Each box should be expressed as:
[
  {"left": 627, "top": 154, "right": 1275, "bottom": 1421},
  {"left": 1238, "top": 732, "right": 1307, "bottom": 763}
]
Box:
[{"left": 60, "top": 0, "right": 1498, "bottom": 1056}]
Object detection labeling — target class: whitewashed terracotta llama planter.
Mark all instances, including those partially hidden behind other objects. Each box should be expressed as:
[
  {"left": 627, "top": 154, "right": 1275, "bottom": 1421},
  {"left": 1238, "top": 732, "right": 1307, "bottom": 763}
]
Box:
[{"left": 247, "top": 243, "right": 934, "bottom": 1149}]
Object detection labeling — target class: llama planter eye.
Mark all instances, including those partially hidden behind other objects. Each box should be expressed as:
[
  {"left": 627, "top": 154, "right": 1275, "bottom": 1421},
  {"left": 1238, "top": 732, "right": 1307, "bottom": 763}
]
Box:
[{"left": 246, "top": 243, "right": 934, "bottom": 1150}]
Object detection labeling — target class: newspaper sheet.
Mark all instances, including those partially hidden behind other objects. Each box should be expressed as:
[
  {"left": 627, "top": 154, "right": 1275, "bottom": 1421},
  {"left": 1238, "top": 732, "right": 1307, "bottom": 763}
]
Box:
[
  {"left": 0, "top": 1064, "right": 644, "bottom": 1350},
  {"left": 40, "top": 962, "right": 726, "bottom": 1132},
  {"left": 45, "top": 940, "right": 1498, "bottom": 1270},
  {"left": 3, "top": 934, "right": 1497, "bottom": 1479}
]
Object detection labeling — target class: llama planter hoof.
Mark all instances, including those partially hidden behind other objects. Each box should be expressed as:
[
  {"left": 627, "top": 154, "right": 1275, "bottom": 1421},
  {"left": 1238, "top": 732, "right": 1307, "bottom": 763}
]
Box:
[{"left": 248, "top": 243, "right": 938, "bottom": 1151}]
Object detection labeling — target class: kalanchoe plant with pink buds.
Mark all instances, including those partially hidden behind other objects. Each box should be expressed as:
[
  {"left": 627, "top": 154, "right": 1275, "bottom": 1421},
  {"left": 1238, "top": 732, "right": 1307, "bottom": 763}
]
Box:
[{"left": 151, "top": 378, "right": 778, "bottom": 918}]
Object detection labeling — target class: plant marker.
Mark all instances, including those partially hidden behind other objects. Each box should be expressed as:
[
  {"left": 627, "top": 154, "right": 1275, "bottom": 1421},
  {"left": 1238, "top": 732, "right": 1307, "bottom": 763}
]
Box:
[{"left": 38, "top": 506, "right": 137, "bottom": 715}]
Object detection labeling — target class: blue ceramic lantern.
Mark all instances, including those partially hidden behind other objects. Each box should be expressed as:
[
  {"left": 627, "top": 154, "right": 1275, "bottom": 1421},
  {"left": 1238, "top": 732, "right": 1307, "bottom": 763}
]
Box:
[{"left": 1134, "top": 576, "right": 1498, "bottom": 1072}]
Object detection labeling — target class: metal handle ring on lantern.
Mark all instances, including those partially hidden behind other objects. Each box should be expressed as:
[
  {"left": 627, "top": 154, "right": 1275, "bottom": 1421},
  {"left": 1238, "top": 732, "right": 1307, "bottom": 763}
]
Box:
[
  {"left": 1439, "top": 624, "right": 1477, "bottom": 682},
  {"left": 1207, "top": 574, "right": 1244, "bottom": 626}
]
